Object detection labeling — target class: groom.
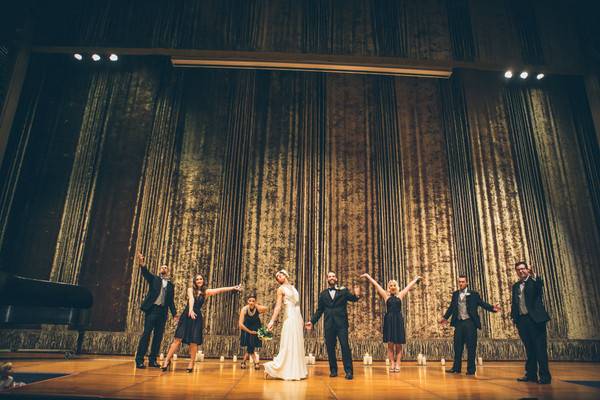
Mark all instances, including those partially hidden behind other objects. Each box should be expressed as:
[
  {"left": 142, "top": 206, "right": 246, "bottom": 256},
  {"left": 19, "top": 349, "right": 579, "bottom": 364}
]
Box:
[{"left": 306, "top": 272, "right": 361, "bottom": 380}]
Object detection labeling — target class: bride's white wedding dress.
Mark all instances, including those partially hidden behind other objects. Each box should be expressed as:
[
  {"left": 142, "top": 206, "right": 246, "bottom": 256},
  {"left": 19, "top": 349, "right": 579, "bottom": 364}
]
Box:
[{"left": 264, "top": 284, "right": 308, "bottom": 380}]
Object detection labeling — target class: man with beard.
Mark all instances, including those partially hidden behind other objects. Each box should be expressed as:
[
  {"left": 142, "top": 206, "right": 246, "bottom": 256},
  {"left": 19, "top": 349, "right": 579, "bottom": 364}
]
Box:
[{"left": 306, "top": 272, "right": 361, "bottom": 380}]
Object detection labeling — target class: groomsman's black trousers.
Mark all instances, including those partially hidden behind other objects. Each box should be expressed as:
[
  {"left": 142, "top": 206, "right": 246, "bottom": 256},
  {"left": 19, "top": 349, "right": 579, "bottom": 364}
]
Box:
[
  {"left": 452, "top": 319, "right": 477, "bottom": 374},
  {"left": 136, "top": 305, "right": 168, "bottom": 364},
  {"left": 324, "top": 325, "right": 353, "bottom": 374},
  {"left": 516, "top": 315, "right": 551, "bottom": 381}
]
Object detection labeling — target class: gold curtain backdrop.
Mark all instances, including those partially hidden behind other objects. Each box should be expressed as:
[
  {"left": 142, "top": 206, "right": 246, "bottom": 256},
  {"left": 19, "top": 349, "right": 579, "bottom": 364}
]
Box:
[{"left": 1, "top": 56, "right": 599, "bottom": 360}]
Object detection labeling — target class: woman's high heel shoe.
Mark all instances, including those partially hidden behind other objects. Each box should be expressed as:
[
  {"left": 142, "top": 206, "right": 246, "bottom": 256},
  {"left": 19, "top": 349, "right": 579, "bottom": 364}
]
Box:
[
  {"left": 186, "top": 363, "right": 194, "bottom": 373},
  {"left": 160, "top": 361, "right": 171, "bottom": 372}
]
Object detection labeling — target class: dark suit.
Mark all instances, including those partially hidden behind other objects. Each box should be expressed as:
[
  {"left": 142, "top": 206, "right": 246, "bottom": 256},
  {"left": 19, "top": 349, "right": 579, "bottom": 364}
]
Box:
[
  {"left": 443, "top": 289, "right": 495, "bottom": 373},
  {"left": 135, "top": 266, "right": 177, "bottom": 364},
  {"left": 511, "top": 276, "right": 551, "bottom": 381},
  {"left": 311, "top": 287, "right": 359, "bottom": 375}
]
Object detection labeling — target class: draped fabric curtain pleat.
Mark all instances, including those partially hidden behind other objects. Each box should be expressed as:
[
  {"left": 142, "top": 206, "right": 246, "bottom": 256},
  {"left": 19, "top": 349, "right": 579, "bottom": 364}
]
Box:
[{"left": 1, "top": 56, "right": 599, "bottom": 358}]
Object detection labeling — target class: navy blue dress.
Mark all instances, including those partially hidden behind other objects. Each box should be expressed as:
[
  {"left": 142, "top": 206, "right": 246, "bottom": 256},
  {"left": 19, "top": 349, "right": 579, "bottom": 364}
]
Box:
[
  {"left": 175, "top": 296, "right": 205, "bottom": 345},
  {"left": 239, "top": 307, "right": 262, "bottom": 351},
  {"left": 383, "top": 296, "right": 406, "bottom": 344}
]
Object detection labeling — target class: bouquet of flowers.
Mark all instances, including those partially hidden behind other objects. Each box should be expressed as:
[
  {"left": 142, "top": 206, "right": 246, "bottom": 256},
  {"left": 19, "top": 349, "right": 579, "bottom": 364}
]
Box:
[{"left": 257, "top": 326, "right": 273, "bottom": 341}]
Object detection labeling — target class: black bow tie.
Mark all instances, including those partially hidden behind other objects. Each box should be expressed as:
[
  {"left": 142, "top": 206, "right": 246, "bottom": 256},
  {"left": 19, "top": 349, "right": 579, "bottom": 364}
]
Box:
[{"left": 329, "top": 288, "right": 336, "bottom": 291}]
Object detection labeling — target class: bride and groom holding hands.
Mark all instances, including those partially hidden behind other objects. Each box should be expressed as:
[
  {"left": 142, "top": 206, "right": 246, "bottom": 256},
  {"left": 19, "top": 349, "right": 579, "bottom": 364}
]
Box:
[{"left": 263, "top": 270, "right": 363, "bottom": 381}]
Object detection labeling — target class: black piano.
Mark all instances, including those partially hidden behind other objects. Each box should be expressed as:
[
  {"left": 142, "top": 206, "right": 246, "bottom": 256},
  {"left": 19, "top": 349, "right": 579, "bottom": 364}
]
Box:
[{"left": 0, "top": 271, "right": 93, "bottom": 356}]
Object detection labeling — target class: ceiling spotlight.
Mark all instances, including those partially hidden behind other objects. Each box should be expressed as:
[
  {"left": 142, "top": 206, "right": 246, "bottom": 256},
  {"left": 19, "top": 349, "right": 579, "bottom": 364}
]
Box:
[
  {"left": 109, "top": 54, "right": 118, "bottom": 62},
  {"left": 91, "top": 54, "right": 101, "bottom": 62},
  {"left": 520, "top": 71, "right": 528, "bottom": 79},
  {"left": 504, "top": 70, "right": 513, "bottom": 79},
  {"left": 536, "top": 73, "right": 545, "bottom": 80},
  {"left": 73, "top": 53, "right": 83, "bottom": 61}
]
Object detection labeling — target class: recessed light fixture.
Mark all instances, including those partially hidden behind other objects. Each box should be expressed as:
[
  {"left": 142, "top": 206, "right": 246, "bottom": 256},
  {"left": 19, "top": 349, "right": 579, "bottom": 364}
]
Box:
[
  {"left": 536, "top": 73, "right": 545, "bottom": 80},
  {"left": 109, "top": 54, "right": 118, "bottom": 62},
  {"left": 504, "top": 70, "right": 513, "bottom": 79},
  {"left": 520, "top": 71, "right": 528, "bottom": 79},
  {"left": 73, "top": 53, "right": 83, "bottom": 61},
  {"left": 91, "top": 54, "right": 101, "bottom": 62}
]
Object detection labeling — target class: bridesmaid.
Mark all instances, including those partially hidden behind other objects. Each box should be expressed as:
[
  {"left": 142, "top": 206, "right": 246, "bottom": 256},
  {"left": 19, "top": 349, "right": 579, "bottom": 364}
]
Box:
[
  {"left": 161, "top": 274, "right": 241, "bottom": 372},
  {"left": 238, "top": 292, "right": 268, "bottom": 369},
  {"left": 361, "top": 273, "right": 422, "bottom": 372}
]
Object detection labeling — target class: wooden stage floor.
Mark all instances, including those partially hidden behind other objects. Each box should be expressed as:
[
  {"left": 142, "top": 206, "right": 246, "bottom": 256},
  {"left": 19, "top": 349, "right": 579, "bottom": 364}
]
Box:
[{"left": 1, "top": 356, "right": 599, "bottom": 399}]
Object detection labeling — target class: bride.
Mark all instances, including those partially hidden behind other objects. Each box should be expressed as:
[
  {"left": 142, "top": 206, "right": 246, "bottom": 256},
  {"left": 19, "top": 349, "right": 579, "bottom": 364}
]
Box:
[{"left": 263, "top": 269, "right": 308, "bottom": 380}]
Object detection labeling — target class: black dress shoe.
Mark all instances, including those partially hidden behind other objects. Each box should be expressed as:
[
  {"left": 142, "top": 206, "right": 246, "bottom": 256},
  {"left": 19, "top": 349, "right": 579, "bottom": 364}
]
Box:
[
  {"left": 136, "top": 363, "right": 146, "bottom": 369},
  {"left": 446, "top": 368, "right": 460, "bottom": 373},
  {"left": 329, "top": 372, "right": 338, "bottom": 377},
  {"left": 517, "top": 376, "right": 538, "bottom": 382},
  {"left": 345, "top": 373, "right": 353, "bottom": 380},
  {"left": 149, "top": 361, "right": 161, "bottom": 368},
  {"left": 538, "top": 379, "right": 551, "bottom": 384}
]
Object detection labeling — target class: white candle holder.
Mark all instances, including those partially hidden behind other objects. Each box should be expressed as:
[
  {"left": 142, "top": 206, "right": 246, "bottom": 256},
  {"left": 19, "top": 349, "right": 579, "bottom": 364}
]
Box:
[
  {"left": 422, "top": 356, "right": 427, "bottom": 365},
  {"left": 219, "top": 355, "right": 225, "bottom": 362},
  {"left": 173, "top": 354, "right": 178, "bottom": 361},
  {"left": 440, "top": 358, "right": 446, "bottom": 366},
  {"left": 477, "top": 357, "right": 483, "bottom": 366},
  {"left": 363, "top": 354, "right": 368, "bottom": 365},
  {"left": 233, "top": 355, "right": 237, "bottom": 362},
  {"left": 385, "top": 358, "right": 390, "bottom": 366},
  {"left": 159, "top": 353, "right": 164, "bottom": 361},
  {"left": 417, "top": 353, "right": 423, "bottom": 365}
]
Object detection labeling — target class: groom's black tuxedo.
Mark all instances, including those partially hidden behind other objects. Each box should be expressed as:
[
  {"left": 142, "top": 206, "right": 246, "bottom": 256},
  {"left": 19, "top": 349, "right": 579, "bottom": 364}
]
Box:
[{"left": 311, "top": 287, "right": 359, "bottom": 375}]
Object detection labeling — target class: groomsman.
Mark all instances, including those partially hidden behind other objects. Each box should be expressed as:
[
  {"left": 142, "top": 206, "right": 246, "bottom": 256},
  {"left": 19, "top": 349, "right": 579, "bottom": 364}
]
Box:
[
  {"left": 439, "top": 275, "right": 500, "bottom": 375},
  {"left": 511, "top": 261, "right": 551, "bottom": 384},
  {"left": 134, "top": 253, "right": 177, "bottom": 369},
  {"left": 306, "top": 272, "right": 361, "bottom": 380}
]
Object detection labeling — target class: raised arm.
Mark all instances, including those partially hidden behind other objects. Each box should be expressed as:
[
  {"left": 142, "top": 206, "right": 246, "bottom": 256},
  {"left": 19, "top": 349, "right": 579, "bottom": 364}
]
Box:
[
  {"left": 360, "top": 273, "right": 389, "bottom": 301},
  {"left": 137, "top": 252, "right": 153, "bottom": 283},
  {"left": 398, "top": 276, "right": 422, "bottom": 300},
  {"left": 255, "top": 303, "right": 269, "bottom": 314},
  {"left": 238, "top": 306, "right": 256, "bottom": 335},
  {"left": 186, "top": 287, "right": 197, "bottom": 320},
  {"left": 346, "top": 285, "right": 361, "bottom": 302},
  {"left": 205, "top": 284, "right": 242, "bottom": 297},
  {"left": 267, "top": 287, "right": 284, "bottom": 331}
]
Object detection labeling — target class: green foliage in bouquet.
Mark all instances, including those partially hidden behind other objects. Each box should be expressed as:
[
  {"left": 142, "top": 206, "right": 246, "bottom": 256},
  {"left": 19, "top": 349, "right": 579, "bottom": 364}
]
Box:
[{"left": 257, "top": 326, "right": 273, "bottom": 341}]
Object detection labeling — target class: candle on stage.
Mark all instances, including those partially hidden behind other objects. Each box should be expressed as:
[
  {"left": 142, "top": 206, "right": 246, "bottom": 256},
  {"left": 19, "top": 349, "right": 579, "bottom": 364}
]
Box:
[
  {"left": 440, "top": 358, "right": 446, "bottom": 366},
  {"left": 417, "top": 353, "right": 423, "bottom": 365},
  {"left": 477, "top": 357, "right": 483, "bottom": 366},
  {"left": 173, "top": 354, "right": 178, "bottom": 361},
  {"left": 363, "top": 353, "right": 368, "bottom": 365},
  {"left": 385, "top": 358, "right": 390, "bottom": 366},
  {"left": 219, "top": 355, "right": 225, "bottom": 362},
  {"left": 233, "top": 355, "right": 237, "bottom": 362},
  {"left": 159, "top": 353, "right": 164, "bottom": 361}
]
